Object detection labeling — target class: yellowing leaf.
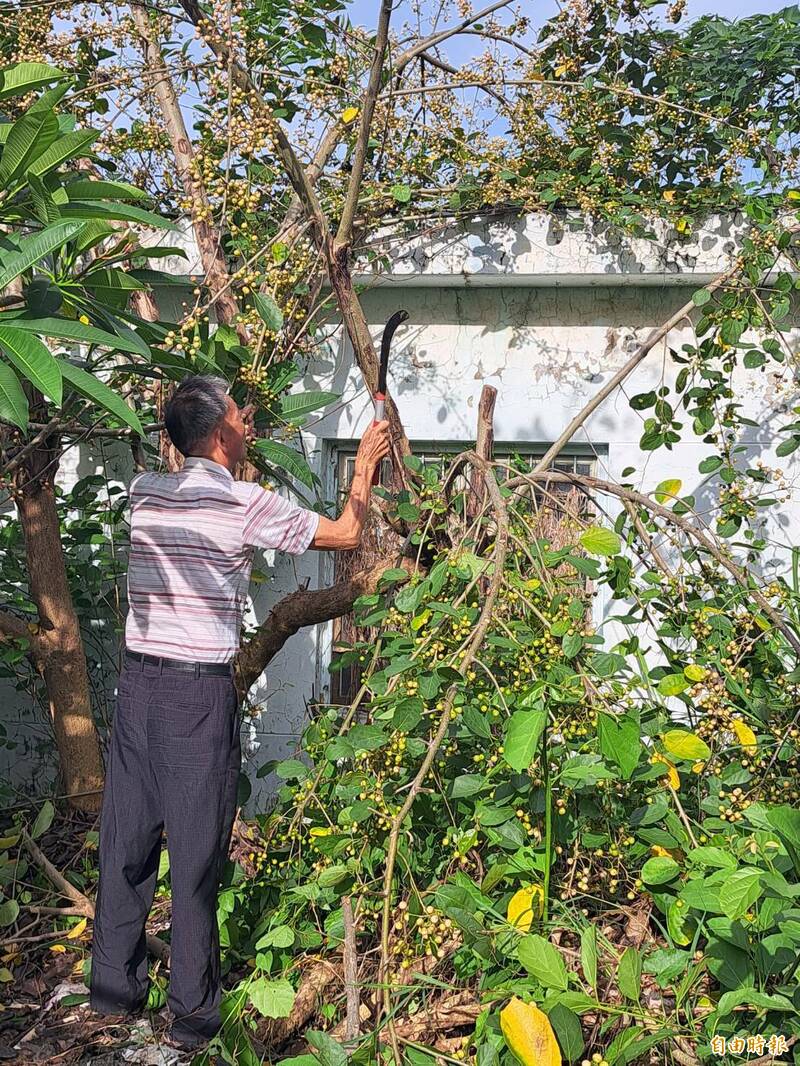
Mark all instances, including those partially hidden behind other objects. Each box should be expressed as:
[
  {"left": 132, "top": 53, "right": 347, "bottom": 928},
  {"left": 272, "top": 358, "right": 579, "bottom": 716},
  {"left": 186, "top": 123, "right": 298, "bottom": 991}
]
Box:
[
  {"left": 342, "top": 106, "right": 359, "bottom": 124},
  {"left": 500, "top": 996, "right": 561, "bottom": 1066},
  {"left": 684, "top": 664, "right": 707, "bottom": 683},
  {"left": 49, "top": 944, "right": 66, "bottom": 953},
  {"left": 0, "top": 834, "right": 19, "bottom": 849},
  {"left": 787, "top": 190, "right": 800, "bottom": 201},
  {"left": 662, "top": 729, "right": 711, "bottom": 762},
  {"left": 554, "top": 63, "right": 569, "bottom": 77},
  {"left": 731, "top": 719, "right": 757, "bottom": 755},
  {"left": 650, "top": 845, "right": 670, "bottom": 857},
  {"left": 652, "top": 752, "right": 680, "bottom": 789},
  {"left": 676, "top": 218, "right": 689, "bottom": 234},
  {"left": 0, "top": 967, "right": 12, "bottom": 983},
  {"left": 691, "top": 761, "right": 706, "bottom": 773},
  {"left": 753, "top": 614, "right": 770, "bottom": 631},
  {"left": 507, "top": 885, "right": 544, "bottom": 932},
  {"left": 309, "top": 827, "right": 333, "bottom": 837},
  {"left": 654, "top": 478, "right": 682, "bottom": 503},
  {"left": 662, "top": 189, "right": 676, "bottom": 202},
  {"left": 66, "top": 917, "right": 87, "bottom": 940}
]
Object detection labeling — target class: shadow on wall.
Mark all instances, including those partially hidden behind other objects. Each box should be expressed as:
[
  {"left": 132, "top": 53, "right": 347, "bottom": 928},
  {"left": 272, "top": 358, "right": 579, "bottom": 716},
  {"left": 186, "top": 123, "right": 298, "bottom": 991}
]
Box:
[{"left": 302, "top": 283, "right": 708, "bottom": 437}]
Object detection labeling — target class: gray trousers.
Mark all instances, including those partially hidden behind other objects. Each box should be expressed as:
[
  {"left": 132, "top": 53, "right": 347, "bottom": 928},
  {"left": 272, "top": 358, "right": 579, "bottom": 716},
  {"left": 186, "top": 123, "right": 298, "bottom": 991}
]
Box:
[{"left": 90, "top": 657, "right": 241, "bottom": 1047}]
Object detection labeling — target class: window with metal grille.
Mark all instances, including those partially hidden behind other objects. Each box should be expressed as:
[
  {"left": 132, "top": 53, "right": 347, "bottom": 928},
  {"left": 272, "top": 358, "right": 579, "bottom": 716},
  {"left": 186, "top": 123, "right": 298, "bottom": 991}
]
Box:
[{"left": 326, "top": 444, "right": 601, "bottom": 705}]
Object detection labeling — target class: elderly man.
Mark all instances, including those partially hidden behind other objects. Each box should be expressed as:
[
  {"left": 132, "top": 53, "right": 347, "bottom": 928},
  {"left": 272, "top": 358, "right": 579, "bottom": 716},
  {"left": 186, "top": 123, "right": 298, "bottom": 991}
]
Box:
[{"left": 90, "top": 374, "right": 390, "bottom": 1050}]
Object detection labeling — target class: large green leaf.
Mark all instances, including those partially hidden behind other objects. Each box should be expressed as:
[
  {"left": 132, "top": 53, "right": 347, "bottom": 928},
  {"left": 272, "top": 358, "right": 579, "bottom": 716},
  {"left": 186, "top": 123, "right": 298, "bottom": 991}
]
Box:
[
  {"left": 252, "top": 291, "right": 284, "bottom": 331},
  {"left": 0, "top": 221, "right": 84, "bottom": 291},
  {"left": 247, "top": 976, "right": 295, "bottom": 1019},
  {"left": 580, "top": 525, "right": 621, "bottom": 557},
  {"left": 0, "top": 362, "right": 28, "bottom": 428},
  {"left": 0, "top": 109, "right": 58, "bottom": 186},
  {"left": 64, "top": 178, "right": 148, "bottom": 201},
  {"left": 26, "top": 130, "right": 98, "bottom": 177},
  {"left": 57, "top": 360, "right": 144, "bottom": 436},
  {"left": 3, "top": 315, "right": 149, "bottom": 356},
  {"left": 518, "top": 934, "right": 569, "bottom": 990},
  {"left": 59, "top": 202, "right": 178, "bottom": 231},
  {"left": 503, "top": 705, "right": 547, "bottom": 772},
  {"left": 278, "top": 390, "right": 339, "bottom": 420},
  {"left": 0, "top": 325, "right": 62, "bottom": 404},
  {"left": 718, "top": 867, "right": 764, "bottom": 920},
  {"left": 598, "top": 714, "right": 641, "bottom": 779},
  {"left": 252, "top": 438, "right": 315, "bottom": 488},
  {"left": 27, "top": 172, "right": 61, "bottom": 225},
  {"left": 0, "top": 63, "right": 65, "bottom": 102}
]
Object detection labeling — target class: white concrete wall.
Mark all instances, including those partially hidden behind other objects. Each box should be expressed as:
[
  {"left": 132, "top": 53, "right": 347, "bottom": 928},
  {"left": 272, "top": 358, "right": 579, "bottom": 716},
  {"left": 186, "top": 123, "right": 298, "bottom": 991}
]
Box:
[{"left": 3, "top": 212, "right": 798, "bottom": 811}]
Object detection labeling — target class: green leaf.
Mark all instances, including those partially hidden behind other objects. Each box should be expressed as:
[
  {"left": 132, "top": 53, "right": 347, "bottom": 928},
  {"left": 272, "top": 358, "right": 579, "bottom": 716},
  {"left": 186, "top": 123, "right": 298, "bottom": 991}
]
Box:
[
  {"left": 64, "top": 178, "right": 148, "bottom": 201},
  {"left": 247, "top": 976, "right": 295, "bottom": 1018},
  {"left": 252, "top": 438, "right": 315, "bottom": 489},
  {"left": 27, "top": 172, "right": 61, "bottom": 224},
  {"left": 765, "top": 804, "right": 800, "bottom": 852},
  {"left": 0, "top": 63, "right": 65, "bottom": 102},
  {"left": 0, "top": 221, "right": 85, "bottom": 291},
  {"left": 0, "top": 363, "right": 29, "bottom": 428},
  {"left": 57, "top": 360, "right": 144, "bottom": 436},
  {"left": 549, "top": 1002, "right": 584, "bottom": 1062},
  {"left": 692, "top": 288, "right": 711, "bottom": 306},
  {"left": 580, "top": 926, "right": 597, "bottom": 991},
  {"left": 657, "top": 674, "right": 689, "bottom": 697},
  {"left": 305, "top": 1030, "right": 348, "bottom": 1066},
  {"left": 255, "top": 925, "right": 295, "bottom": 949},
  {"left": 31, "top": 799, "right": 55, "bottom": 840},
  {"left": 0, "top": 899, "right": 19, "bottom": 927},
  {"left": 0, "top": 326, "right": 62, "bottom": 404},
  {"left": 503, "top": 706, "right": 547, "bottom": 772},
  {"left": 4, "top": 315, "right": 149, "bottom": 356},
  {"left": 598, "top": 715, "right": 641, "bottom": 780},
  {"left": 58, "top": 201, "right": 177, "bottom": 231},
  {"left": 27, "top": 130, "right": 98, "bottom": 177},
  {"left": 279, "top": 391, "right": 338, "bottom": 419},
  {"left": 662, "top": 729, "right": 710, "bottom": 761},
  {"left": 252, "top": 291, "right": 284, "bottom": 331},
  {"left": 518, "top": 934, "right": 568, "bottom": 990},
  {"left": 641, "top": 856, "right": 680, "bottom": 885},
  {"left": 0, "top": 108, "right": 58, "bottom": 185},
  {"left": 617, "top": 947, "right": 642, "bottom": 1002},
  {"left": 579, "top": 526, "right": 621, "bottom": 557},
  {"left": 391, "top": 183, "right": 412, "bottom": 203},
  {"left": 718, "top": 867, "right": 764, "bottom": 919}
]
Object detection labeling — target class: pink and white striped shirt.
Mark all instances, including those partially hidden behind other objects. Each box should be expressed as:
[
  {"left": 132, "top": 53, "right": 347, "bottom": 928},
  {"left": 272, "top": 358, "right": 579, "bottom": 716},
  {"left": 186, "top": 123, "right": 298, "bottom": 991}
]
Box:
[{"left": 124, "top": 457, "right": 320, "bottom": 663}]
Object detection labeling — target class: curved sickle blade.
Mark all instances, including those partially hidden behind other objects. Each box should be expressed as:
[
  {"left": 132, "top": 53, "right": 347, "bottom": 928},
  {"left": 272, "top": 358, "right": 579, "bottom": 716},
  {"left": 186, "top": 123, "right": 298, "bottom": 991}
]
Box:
[{"left": 377, "top": 309, "right": 409, "bottom": 395}]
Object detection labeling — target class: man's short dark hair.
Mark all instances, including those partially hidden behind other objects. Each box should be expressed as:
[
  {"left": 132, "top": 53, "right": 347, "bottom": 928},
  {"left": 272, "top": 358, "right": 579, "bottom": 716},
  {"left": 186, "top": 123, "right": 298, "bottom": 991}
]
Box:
[{"left": 164, "top": 374, "right": 230, "bottom": 456}]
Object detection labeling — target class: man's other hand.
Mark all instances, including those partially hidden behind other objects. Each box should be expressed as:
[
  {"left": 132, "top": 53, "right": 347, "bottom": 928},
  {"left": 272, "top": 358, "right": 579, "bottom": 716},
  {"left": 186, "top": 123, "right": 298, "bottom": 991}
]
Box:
[{"left": 354, "top": 420, "right": 390, "bottom": 477}]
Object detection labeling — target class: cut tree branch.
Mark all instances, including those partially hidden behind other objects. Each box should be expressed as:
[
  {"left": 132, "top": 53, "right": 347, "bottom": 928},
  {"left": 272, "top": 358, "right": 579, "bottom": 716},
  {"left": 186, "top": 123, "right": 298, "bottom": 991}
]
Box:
[{"left": 234, "top": 555, "right": 417, "bottom": 697}]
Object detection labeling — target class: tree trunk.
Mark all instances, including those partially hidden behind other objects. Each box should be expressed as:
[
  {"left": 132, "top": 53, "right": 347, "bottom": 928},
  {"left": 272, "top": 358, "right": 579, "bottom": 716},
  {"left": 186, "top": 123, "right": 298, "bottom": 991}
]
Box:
[
  {"left": 13, "top": 433, "right": 104, "bottom": 812},
  {"left": 130, "top": 3, "right": 245, "bottom": 339}
]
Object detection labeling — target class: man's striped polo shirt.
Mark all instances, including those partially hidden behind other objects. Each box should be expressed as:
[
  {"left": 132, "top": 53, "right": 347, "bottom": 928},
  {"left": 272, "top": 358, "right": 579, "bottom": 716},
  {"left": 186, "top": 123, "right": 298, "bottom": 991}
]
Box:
[{"left": 124, "top": 456, "right": 320, "bottom": 663}]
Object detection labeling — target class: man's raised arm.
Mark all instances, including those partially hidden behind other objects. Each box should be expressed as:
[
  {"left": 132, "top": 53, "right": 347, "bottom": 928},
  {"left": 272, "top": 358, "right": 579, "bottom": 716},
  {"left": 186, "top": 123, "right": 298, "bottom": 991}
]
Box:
[{"left": 310, "top": 420, "right": 390, "bottom": 551}]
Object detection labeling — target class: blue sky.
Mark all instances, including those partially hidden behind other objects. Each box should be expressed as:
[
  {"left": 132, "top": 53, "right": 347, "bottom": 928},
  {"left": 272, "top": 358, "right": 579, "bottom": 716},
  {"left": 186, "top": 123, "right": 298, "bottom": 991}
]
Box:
[{"left": 345, "top": 0, "right": 793, "bottom": 37}]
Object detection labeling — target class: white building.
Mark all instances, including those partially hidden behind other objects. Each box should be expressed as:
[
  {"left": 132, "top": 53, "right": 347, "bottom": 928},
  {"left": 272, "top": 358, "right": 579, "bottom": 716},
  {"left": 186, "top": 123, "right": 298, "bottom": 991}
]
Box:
[{"left": 2, "top": 211, "right": 798, "bottom": 811}]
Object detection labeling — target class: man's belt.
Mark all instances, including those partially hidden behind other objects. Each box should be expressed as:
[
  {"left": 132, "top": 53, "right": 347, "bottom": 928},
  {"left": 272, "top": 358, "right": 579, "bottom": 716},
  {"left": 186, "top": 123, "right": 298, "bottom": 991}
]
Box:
[{"left": 124, "top": 649, "right": 233, "bottom": 676}]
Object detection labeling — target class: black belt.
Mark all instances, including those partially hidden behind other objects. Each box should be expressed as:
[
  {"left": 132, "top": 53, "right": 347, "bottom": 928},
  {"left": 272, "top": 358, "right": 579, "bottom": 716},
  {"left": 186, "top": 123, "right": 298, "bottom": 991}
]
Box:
[{"left": 124, "top": 649, "right": 233, "bottom": 676}]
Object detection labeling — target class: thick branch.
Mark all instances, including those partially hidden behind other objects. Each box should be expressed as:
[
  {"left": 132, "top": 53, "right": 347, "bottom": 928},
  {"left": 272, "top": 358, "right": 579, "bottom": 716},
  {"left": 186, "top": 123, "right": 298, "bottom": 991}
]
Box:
[
  {"left": 336, "top": 0, "right": 394, "bottom": 245},
  {"left": 234, "top": 555, "right": 416, "bottom": 696},
  {"left": 177, "top": 0, "right": 413, "bottom": 474},
  {"left": 131, "top": 3, "right": 245, "bottom": 337}
]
